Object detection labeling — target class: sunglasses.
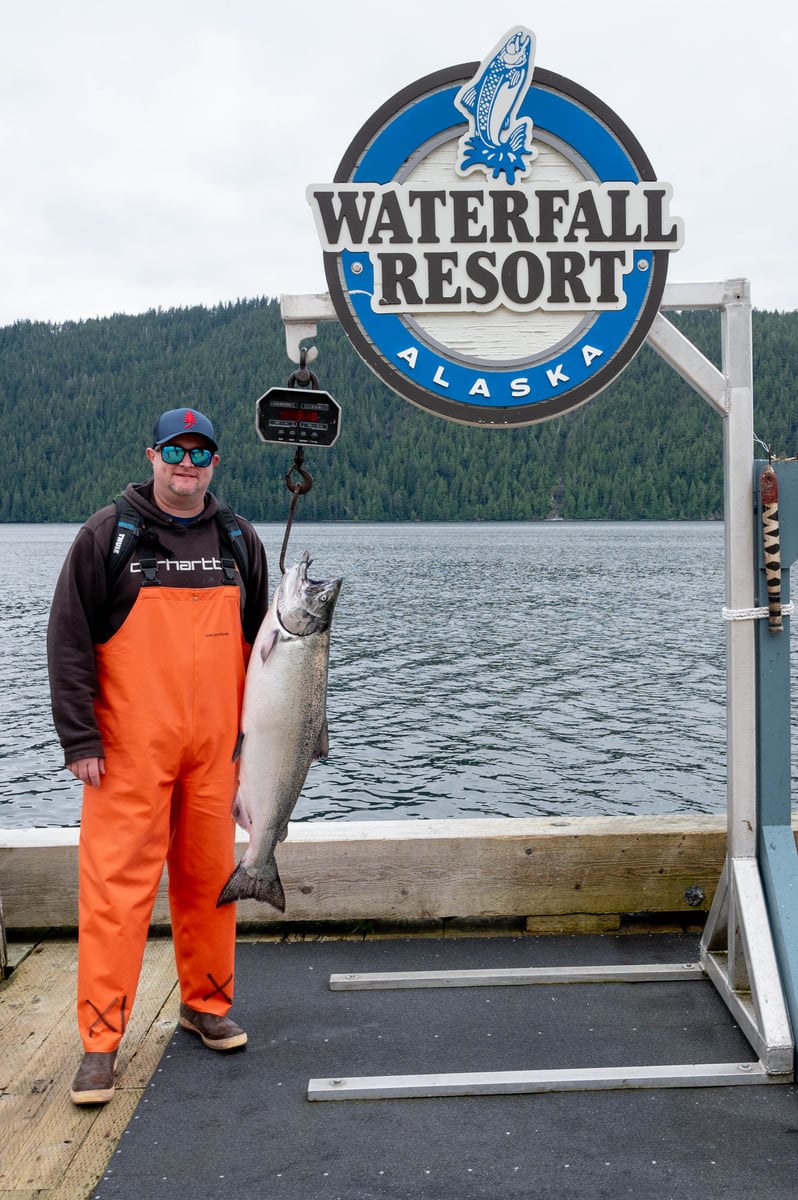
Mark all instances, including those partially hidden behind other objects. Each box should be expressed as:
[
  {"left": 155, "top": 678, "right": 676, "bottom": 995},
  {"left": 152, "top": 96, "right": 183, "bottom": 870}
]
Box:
[{"left": 159, "top": 444, "right": 215, "bottom": 467}]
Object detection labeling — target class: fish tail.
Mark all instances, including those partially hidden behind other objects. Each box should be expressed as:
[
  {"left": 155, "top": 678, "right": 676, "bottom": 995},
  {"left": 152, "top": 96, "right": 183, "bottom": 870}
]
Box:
[
  {"left": 459, "top": 134, "right": 528, "bottom": 183},
  {"left": 216, "top": 860, "right": 286, "bottom": 912}
]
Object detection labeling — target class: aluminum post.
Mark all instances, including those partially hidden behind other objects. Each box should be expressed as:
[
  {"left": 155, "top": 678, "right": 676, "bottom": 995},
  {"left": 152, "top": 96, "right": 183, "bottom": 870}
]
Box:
[{"left": 720, "top": 281, "right": 757, "bottom": 862}]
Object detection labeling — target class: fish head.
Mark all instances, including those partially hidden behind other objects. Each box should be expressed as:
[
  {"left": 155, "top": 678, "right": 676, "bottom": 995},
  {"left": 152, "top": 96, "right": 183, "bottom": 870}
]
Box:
[
  {"left": 276, "top": 550, "right": 342, "bottom": 637},
  {"left": 497, "top": 29, "right": 531, "bottom": 71}
]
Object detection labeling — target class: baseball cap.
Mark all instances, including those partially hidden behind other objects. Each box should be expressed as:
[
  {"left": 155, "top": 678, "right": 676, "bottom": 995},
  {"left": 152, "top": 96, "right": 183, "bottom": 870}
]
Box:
[{"left": 152, "top": 408, "right": 218, "bottom": 451}]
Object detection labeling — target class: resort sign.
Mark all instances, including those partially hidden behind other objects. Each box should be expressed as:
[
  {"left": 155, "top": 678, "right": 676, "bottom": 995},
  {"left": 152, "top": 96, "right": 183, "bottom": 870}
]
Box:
[{"left": 307, "top": 27, "right": 683, "bottom": 426}]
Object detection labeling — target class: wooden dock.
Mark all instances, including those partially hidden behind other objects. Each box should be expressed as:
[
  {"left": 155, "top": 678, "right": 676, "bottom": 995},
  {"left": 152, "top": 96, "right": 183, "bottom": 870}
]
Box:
[
  {"left": 0, "top": 921, "right": 542, "bottom": 1198},
  {"left": 0, "top": 936, "right": 179, "bottom": 1199},
  {"left": 0, "top": 923, "right": 557, "bottom": 1199},
  {"left": 4, "top": 812, "right": 791, "bottom": 1198},
  {"left": 1, "top": 815, "right": 735, "bottom": 935}
]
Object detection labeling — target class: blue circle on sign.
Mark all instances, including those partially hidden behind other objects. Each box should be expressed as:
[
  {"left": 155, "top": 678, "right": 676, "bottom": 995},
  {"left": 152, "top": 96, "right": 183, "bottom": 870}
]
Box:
[{"left": 324, "top": 64, "right": 670, "bottom": 426}]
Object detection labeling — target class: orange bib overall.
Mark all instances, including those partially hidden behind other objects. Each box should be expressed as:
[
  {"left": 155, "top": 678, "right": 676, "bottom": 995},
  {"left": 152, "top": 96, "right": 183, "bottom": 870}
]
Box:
[{"left": 77, "top": 583, "right": 247, "bottom": 1052}]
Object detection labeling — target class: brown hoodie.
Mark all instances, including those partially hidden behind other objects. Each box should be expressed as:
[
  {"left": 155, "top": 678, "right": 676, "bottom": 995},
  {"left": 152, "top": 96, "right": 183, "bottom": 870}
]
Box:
[{"left": 47, "top": 480, "right": 268, "bottom": 764}]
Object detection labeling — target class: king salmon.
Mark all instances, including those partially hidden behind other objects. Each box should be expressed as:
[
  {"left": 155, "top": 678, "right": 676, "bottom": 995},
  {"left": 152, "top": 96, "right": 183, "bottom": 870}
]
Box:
[{"left": 217, "top": 551, "right": 342, "bottom": 912}]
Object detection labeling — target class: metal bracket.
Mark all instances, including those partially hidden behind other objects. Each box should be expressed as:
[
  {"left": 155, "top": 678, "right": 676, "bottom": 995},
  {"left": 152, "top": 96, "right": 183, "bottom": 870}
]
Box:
[
  {"left": 702, "top": 857, "right": 793, "bottom": 1073},
  {"left": 280, "top": 292, "right": 337, "bottom": 364},
  {"left": 309, "top": 1065, "right": 777, "bottom": 1099},
  {"left": 309, "top": 1062, "right": 780, "bottom": 1102},
  {"left": 308, "top": 961, "right": 790, "bottom": 1101},
  {"left": 328, "top": 962, "right": 705, "bottom": 989},
  {"left": 646, "top": 313, "right": 728, "bottom": 415}
]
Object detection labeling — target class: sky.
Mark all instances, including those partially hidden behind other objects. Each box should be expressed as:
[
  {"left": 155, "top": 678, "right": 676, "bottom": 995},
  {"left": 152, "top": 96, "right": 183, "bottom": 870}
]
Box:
[{"left": 1, "top": 0, "right": 796, "bottom": 328}]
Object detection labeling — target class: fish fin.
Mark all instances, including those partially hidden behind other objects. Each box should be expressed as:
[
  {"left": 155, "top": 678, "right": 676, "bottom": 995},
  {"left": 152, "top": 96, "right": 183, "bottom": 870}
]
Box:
[
  {"left": 277, "top": 822, "right": 289, "bottom": 844},
  {"left": 313, "top": 718, "right": 330, "bottom": 761},
  {"left": 260, "top": 629, "right": 279, "bottom": 664},
  {"left": 459, "top": 84, "right": 476, "bottom": 111},
  {"left": 232, "top": 731, "right": 245, "bottom": 762},
  {"left": 216, "top": 859, "right": 286, "bottom": 912},
  {"left": 231, "top": 790, "right": 253, "bottom": 833}
]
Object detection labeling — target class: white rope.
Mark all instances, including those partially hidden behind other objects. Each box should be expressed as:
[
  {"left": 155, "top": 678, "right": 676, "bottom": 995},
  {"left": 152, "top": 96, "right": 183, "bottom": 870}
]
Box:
[{"left": 722, "top": 602, "right": 795, "bottom": 621}]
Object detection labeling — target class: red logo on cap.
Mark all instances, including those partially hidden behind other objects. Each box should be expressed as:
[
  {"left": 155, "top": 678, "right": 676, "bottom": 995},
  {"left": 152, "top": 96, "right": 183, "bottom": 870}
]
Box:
[{"left": 183, "top": 411, "right": 197, "bottom": 429}]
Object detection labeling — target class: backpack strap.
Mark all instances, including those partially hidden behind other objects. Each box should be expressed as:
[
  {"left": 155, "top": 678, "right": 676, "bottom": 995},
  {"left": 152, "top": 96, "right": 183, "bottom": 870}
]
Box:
[
  {"left": 107, "top": 497, "right": 146, "bottom": 588},
  {"left": 214, "top": 501, "right": 250, "bottom": 588},
  {"left": 107, "top": 497, "right": 249, "bottom": 589},
  {"left": 109, "top": 496, "right": 161, "bottom": 586}
]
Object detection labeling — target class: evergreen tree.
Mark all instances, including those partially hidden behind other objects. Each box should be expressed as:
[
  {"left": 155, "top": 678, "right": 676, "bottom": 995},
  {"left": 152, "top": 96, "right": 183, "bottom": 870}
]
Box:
[{"left": 0, "top": 300, "right": 794, "bottom": 522}]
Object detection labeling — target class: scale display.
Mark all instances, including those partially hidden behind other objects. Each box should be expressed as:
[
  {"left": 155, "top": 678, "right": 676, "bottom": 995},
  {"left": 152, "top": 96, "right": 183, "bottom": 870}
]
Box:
[{"left": 256, "top": 388, "right": 341, "bottom": 447}]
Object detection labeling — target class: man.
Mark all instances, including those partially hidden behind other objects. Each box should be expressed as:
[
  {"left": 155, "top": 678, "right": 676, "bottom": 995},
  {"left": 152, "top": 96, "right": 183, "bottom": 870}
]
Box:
[{"left": 47, "top": 407, "right": 268, "bottom": 1106}]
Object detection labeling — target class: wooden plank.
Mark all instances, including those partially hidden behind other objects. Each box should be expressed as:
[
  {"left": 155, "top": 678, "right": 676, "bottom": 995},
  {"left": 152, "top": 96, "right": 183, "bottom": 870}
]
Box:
[
  {"left": 1, "top": 893, "right": 7, "bottom": 977},
  {"left": 0, "top": 816, "right": 735, "bottom": 930},
  {"left": 0, "top": 939, "right": 178, "bottom": 1196},
  {"left": 0, "top": 941, "right": 86, "bottom": 1194},
  {"left": 0, "top": 943, "right": 76, "bottom": 1088},
  {"left": 525, "top": 913, "right": 621, "bottom": 935},
  {"left": 237, "top": 815, "right": 730, "bottom": 925},
  {"left": 0, "top": 1090, "right": 70, "bottom": 1186},
  {"left": 0, "top": 1080, "right": 120, "bottom": 1192},
  {"left": 0, "top": 941, "right": 75, "bottom": 1031},
  {"left": 3, "top": 943, "right": 37, "bottom": 973},
  {"left": 55, "top": 1089, "right": 143, "bottom": 1200}
]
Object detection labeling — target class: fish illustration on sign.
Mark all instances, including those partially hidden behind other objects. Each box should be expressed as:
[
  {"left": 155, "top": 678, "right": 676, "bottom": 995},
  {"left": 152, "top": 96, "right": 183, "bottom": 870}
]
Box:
[{"left": 454, "top": 28, "right": 537, "bottom": 184}]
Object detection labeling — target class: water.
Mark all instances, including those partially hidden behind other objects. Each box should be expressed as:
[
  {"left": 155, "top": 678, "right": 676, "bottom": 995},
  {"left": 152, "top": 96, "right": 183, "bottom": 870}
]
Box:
[{"left": 0, "top": 520, "right": 749, "bottom": 829}]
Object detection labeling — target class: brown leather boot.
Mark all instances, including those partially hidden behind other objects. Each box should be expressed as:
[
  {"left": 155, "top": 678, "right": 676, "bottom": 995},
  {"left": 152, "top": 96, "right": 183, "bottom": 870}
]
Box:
[
  {"left": 178, "top": 1003, "right": 247, "bottom": 1051},
  {"left": 70, "top": 1051, "right": 118, "bottom": 1105}
]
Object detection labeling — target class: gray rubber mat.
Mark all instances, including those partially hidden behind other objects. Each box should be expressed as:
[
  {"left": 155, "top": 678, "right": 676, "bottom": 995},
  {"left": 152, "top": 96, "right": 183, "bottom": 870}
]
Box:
[{"left": 95, "top": 935, "right": 798, "bottom": 1199}]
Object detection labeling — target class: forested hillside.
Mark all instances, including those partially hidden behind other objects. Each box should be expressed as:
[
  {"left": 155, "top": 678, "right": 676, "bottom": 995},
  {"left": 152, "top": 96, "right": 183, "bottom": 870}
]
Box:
[{"left": 1, "top": 298, "right": 796, "bottom": 522}]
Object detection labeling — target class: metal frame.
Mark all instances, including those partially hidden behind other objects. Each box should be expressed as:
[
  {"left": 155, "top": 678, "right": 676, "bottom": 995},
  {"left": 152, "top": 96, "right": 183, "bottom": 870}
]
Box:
[
  {"left": 327, "top": 963, "right": 705, "bottom": 988},
  {"left": 753, "top": 458, "right": 798, "bottom": 1056},
  {"left": 281, "top": 280, "right": 796, "bottom": 1100},
  {"left": 653, "top": 281, "right": 793, "bottom": 1079},
  {"left": 308, "top": 1062, "right": 777, "bottom": 1101}
]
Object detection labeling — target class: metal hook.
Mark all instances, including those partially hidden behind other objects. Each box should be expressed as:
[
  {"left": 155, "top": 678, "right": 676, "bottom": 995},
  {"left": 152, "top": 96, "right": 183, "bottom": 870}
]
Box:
[
  {"left": 279, "top": 448, "right": 314, "bottom": 574},
  {"left": 285, "top": 463, "right": 314, "bottom": 497},
  {"left": 286, "top": 348, "right": 320, "bottom": 391}
]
